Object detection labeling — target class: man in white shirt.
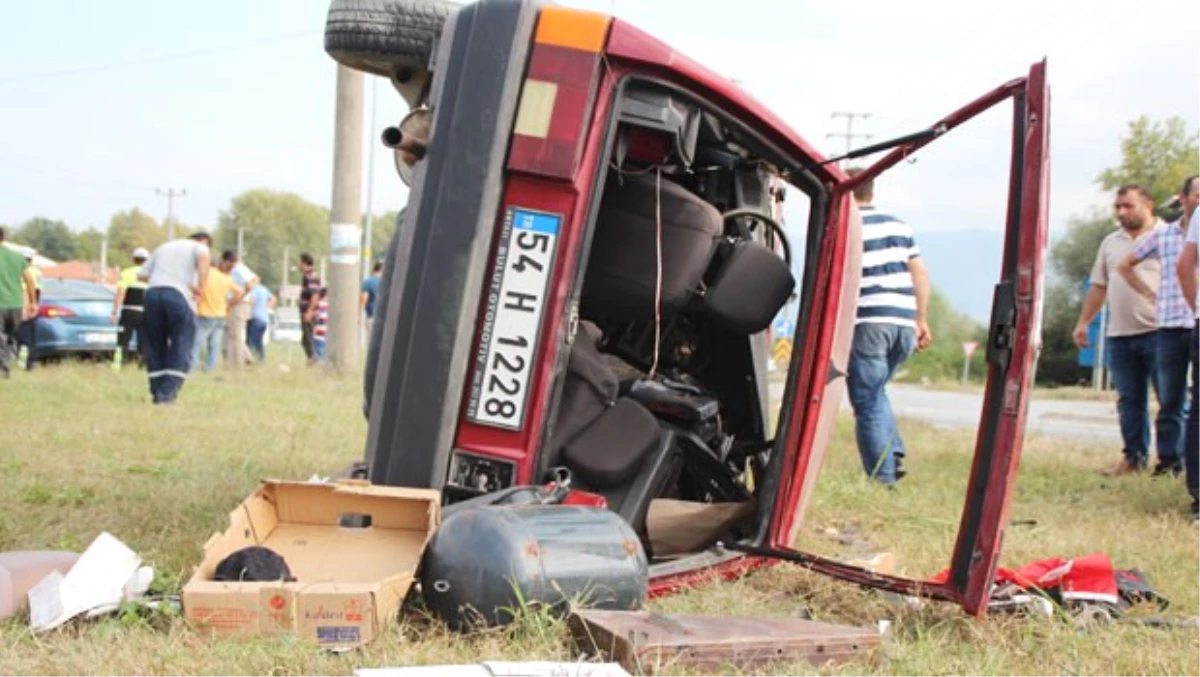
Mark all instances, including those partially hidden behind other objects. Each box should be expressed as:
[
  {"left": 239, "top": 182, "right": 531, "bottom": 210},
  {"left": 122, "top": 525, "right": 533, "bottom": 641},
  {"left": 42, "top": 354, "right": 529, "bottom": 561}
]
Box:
[
  {"left": 139, "top": 232, "right": 211, "bottom": 404},
  {"left": 220, "top": 250, "right": 259, "bottom": 368}
]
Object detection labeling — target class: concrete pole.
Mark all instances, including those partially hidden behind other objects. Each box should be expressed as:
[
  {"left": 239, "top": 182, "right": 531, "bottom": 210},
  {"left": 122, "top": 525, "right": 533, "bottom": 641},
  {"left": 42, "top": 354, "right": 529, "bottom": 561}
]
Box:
[
  {"left": 328, "top": 64, "right": 365, "bottom": 370},
  {"left": 99, "top": 238, "right": 108, "bottom": 284},
  {"left": 281, "top": 245, "right": 289, "bottom": 292}
]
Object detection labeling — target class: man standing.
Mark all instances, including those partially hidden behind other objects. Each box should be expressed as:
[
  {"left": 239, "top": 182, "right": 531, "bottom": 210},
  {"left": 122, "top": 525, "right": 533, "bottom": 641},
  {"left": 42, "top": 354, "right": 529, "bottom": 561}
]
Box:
[
  {"left": 1073, "top": 185, "right": 1164, "bottom": 476},
  {"left": 1116, "top": 176, "right": 1197, "bottom": 476},
  {"left": 297, "top": 252, "right": 321, "bottom": 366},
  {"left": 0, "top": 228, "right": 38, "bottom": 377},
  {"left": 111, "top": 247, "right": 150, "bottom": 367},
  {"left": 192, "top": 255, "right": 243, "bottom": 372},
  {"left": 1176, "top": 203, "right": 1199, "bottom": 521},
  {"left": 360, "top": 261, "right": 382, "bottom": 345},
  {"left": 139, "top": 232, "right": 211, "bottom": 404},
  {"left": 221, "top": 250, "right": 259, "bottom": 369},
  {"left": 845, "top": 169, "right": 933, "bottom": 486},
  {"left": 246, "top": 283, "right": 275, "bottom": 363}
]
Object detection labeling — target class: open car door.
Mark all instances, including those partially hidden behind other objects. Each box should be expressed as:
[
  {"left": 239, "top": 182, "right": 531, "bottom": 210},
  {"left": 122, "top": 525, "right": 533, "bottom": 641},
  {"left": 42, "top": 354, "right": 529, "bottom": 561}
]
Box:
[{"left": 736, "top": 60, "right": 1049, "bottom": 617}]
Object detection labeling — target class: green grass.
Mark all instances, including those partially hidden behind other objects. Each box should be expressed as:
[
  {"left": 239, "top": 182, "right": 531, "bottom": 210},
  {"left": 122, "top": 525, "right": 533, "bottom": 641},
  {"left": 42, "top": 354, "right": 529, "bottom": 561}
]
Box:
[{"left": 0, "top": 354, "right": 1195, "bottom": 675}]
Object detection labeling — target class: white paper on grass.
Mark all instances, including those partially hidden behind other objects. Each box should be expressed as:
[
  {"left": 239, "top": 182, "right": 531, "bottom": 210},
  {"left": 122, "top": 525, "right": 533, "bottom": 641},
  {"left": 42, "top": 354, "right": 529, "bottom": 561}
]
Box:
[
  {"left": 28, "top": 532, "right": 142, "bottom": 632},
  {"left": 355, "top": 663, "right": 630, "bottom": 677}
]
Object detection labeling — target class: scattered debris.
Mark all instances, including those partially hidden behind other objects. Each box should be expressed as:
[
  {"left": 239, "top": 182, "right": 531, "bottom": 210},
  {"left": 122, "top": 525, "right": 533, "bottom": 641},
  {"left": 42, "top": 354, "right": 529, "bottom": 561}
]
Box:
[
  {"left": 355, "top": 662, "right": 630, "bottom": 677},
  {"left": 569, "top": 609, "right": 880, "bottom": 672},
  {"left": 0, "top": 550, "right": 79, "bottom": 620},
  {"left": 182, "top": 480, "right": 439, "bottom": 649},
  {"left": 27, "top": 532, "right": 145, "bottom": 632}
]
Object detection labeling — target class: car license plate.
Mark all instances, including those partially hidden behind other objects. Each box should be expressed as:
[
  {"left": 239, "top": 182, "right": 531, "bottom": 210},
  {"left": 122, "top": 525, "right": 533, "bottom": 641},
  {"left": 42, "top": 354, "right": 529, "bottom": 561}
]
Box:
[
  {"left": 466, "top": 207, "right": 561, "bottom": 430},
  {"left": 83, "top": 332, "right": 116, "bottom": 344}
]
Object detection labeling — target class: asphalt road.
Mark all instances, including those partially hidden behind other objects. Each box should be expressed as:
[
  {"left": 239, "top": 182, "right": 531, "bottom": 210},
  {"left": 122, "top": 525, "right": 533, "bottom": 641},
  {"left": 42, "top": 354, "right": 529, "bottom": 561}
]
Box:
[{"left": 770, "top": 382, "right": 1121, "bottom": 443}]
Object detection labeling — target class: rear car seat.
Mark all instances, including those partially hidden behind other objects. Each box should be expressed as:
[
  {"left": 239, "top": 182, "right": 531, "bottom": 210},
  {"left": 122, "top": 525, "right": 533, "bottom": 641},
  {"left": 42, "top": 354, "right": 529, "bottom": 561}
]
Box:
[
  {"left": 581, "top": 171, "right": 722, "bottom": 323},
  {"left": 547, "top": 323, "right": 682, "bottom": 535}
]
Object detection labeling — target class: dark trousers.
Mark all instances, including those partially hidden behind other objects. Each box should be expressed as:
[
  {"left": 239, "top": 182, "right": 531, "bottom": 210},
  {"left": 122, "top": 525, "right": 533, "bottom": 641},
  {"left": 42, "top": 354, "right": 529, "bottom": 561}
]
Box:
[
  {"left": 301, "top": 319, "right": 316, "bottom": 361},
  {"left": 117, "top": 308, "right": 144, "bottom": 365},
  {"left": 246, "top": 318, "right": 268, "bottom": 362},
  {"left": 141, "top": 288, "right": 195, "bottom": 404},
  {"left": 1155, "top": 328, "right": 1191, "bottom": 467},
  {"left": 1186, "top": 323, "right": 1198, "bottom": 512},
  {"left": 17, "top": 318, "right": 38, "bottom": 368},
  {"left": 1108, "top": 332, "right": 1161, "bottom": 466},
  {"left": 0, "top": 308, "right": 19, "bottom": 373}
]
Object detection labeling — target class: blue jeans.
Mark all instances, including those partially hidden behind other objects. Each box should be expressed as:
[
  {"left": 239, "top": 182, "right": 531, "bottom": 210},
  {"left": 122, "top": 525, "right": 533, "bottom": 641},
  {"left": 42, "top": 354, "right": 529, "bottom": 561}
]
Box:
[
  {"left": 1108, "top": 332, "right": 1161, "bottom": 466},
  {"left": 847, "top": 323, "right": 917, "bottom": 484},
  {"left": 1156, "top": 328, "right": 1191, "bottom": 467},
  {"left": 193, "top": 316, "right": 225, "bottom": 372},
  {"left": 141, "top": 288, "right": 195, "bottom": 404},
  {"left": 1186, "top": 323, "right": 1198, "bottom": 509},
  {"left": 246, "top": 318, "right": 268, "bottom": 362}
]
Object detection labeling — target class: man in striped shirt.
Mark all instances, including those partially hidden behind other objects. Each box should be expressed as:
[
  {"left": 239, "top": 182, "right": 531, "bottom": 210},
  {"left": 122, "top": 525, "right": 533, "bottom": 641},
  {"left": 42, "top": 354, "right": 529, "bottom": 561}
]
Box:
[{"left": 845, "top": 169, "right": 933, "bottom": 486}]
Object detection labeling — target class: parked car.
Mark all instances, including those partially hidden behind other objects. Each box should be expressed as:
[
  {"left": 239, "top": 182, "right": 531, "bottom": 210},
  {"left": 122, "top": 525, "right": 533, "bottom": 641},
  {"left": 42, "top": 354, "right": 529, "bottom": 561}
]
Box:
[
  {"left": 26, "top": 279, "right": 119, "bottom": 363},
  {"left": 331, "top": 0, "right": 1049, "bottom": 616}
]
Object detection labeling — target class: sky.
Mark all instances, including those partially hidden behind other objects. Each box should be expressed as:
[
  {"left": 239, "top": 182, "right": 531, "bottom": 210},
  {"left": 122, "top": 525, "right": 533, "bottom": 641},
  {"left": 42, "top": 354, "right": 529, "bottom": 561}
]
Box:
[{"left": 0, "top": 0, "right": 1197, "bottom": 243}]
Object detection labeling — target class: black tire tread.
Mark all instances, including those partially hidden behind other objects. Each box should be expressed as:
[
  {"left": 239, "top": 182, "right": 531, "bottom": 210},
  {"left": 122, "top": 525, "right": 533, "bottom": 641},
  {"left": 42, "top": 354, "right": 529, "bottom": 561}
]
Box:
[{"left": 324, "top": 0, "right": 457, "bottom": 76}]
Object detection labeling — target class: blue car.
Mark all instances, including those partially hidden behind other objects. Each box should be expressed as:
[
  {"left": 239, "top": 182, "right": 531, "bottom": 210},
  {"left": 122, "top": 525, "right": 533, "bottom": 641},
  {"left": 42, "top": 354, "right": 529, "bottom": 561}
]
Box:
[{"left": 25, "top": 279, "right": 120, "bottom": 363}]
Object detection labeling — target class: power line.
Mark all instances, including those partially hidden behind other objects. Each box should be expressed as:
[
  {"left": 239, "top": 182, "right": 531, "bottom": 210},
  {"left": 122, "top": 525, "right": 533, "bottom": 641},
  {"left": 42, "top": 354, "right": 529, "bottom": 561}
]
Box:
[
  {"left": 827, "top": 111, "right": 872, "bottom": 164},
  {"left": 0, "top": 30, "right": 319, "bottom": 85}
]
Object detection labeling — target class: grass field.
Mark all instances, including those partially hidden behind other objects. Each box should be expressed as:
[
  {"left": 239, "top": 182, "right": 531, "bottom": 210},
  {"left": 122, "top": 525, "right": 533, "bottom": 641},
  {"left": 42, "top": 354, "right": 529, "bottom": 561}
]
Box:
[{"left": 1, "top": 352, "right": 1196, "bottom": 675}]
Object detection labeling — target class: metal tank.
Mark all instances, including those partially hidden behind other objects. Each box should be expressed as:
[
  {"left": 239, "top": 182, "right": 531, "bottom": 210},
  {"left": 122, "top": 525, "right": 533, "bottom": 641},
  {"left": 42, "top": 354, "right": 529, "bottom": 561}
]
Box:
[{"left": 420, "top": 505, "right": 648, "bottom": 631}]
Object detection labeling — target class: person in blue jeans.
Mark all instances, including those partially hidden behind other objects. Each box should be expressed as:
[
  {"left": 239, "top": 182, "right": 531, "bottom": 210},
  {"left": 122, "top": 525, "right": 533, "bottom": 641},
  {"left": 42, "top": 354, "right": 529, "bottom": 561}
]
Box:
[
  {"left": 246, "top": 284, "right": 275, "bottom": 363},
  {"left": 1116, "top": 176, "right": 1197, "bottom": 476},
  {"left": 1074, "top": 186, "right": 1168, "bottom": 475},
  {"left": 1176, "top": 205, "right": 1199, "bottom": 521},
  {"left": 845, "top": 170, "right": 933, "bottom": 486}
]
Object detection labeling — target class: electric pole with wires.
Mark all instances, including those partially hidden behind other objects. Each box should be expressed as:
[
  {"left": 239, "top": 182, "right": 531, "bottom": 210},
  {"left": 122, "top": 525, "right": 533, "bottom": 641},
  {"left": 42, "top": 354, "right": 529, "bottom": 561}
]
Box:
[
  {"left": 827, "top": 111, "right": 872, "bottom": 165},
  {"left": 156, "top": 187, "right": 186, "bottom": 240}
]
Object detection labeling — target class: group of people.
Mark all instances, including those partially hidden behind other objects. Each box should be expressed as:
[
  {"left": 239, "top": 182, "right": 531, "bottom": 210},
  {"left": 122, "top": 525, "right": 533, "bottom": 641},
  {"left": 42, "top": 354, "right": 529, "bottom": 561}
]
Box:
[
  {"left": 114, "top": 241, "right": 277, "bottom": 375},
  {"left": 1072, "top": 177, "right": 1199, "bottom": 520}
]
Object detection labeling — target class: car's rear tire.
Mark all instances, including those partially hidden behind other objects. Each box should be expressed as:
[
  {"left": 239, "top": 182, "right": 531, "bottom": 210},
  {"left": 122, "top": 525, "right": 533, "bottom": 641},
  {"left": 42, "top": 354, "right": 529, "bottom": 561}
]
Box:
[{"left": 324, "top": 0, "right": 457, "bottom": 78}]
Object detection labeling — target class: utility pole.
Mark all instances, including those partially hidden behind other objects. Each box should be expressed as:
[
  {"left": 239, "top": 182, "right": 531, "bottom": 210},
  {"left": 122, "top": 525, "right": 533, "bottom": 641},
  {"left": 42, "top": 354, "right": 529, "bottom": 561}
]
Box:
[
  {"left": 99, "top": 237, "right": 108, "bottom": 284},
  {"left": 156, "top": 188, "right": 186, "bottom": 240},
  {"left": 281, "top": 245, "right": 289, "bottom": 293},
  {"left": 827, "top": 111, "right": 872, "bottom": 164},
  {"left": 327, "top": 64, "right": 365, "bottom": 370},
  {"left": 237, "top": 224, "right": 245, "bottom": 260}
]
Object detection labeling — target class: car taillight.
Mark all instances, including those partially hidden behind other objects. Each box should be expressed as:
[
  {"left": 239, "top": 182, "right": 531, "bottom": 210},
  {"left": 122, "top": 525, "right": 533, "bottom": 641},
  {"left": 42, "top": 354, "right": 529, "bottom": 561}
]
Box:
[
  {"left": 506, "top": 6, "right": 611, "bottom": 181},
  {"left": 38, "top": 305, "right": 75, "bottom": 318}
]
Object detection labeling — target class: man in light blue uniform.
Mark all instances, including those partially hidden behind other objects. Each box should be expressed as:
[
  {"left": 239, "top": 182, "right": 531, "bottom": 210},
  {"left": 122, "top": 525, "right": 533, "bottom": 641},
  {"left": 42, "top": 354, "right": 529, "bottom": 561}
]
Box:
[{"left": 845, "top": 169, "right": 933, "bottom": 486}]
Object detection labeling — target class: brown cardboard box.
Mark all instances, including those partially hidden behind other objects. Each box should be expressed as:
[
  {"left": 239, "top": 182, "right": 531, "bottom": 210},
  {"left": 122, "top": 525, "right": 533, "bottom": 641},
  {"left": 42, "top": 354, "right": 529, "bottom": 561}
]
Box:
[{"left": 182, "top": 480, "right": 439, "bottom": 648}]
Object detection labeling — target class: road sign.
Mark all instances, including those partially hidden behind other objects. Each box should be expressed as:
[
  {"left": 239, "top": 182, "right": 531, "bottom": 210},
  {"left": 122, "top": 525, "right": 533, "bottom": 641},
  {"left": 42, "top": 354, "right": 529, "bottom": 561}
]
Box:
[
  {"left": 773, "top": 338, "right": 793, "bottom": 366},
  {"left": 962, "top": 341, "right": 979, "bottom": 359}
]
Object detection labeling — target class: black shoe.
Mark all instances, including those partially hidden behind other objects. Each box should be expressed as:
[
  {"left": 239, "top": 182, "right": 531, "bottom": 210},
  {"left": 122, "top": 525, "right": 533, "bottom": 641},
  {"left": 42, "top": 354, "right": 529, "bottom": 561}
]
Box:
[
  {"left": 895, "top": 457, "right": 908, "bottom": 481},
  {"left": 1152, "top": 462, "right": 1183, "bottom": 478}
]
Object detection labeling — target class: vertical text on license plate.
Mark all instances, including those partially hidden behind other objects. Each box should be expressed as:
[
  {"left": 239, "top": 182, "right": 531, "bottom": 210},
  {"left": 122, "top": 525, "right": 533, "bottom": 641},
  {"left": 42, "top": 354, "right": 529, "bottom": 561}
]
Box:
[{"left": 469, "top": 207, "right": 560, "bottom": 429}]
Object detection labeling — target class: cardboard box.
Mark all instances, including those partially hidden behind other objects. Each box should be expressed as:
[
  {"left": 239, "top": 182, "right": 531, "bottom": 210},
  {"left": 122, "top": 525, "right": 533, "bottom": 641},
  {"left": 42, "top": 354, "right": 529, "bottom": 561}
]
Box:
[{"left": 182, "top": 480, "right": 440, "bottom": 648}]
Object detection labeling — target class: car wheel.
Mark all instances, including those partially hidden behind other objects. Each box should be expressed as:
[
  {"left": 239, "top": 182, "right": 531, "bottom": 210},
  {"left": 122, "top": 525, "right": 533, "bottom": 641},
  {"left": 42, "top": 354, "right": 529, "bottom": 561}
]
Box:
[{"left": 324, "top": 0, "right": 457, "bottom": 78}]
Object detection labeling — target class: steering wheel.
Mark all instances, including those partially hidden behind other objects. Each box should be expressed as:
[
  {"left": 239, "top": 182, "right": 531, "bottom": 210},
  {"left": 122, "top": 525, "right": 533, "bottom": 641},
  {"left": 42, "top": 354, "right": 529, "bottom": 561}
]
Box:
[{"left": 721, "top": 208, "right": 792, "bottom": 268}]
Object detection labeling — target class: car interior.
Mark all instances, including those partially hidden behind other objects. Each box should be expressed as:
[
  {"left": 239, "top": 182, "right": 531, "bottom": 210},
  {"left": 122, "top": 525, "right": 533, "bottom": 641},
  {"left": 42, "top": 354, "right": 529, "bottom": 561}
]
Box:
[{"left": 542, "top": 81, "right": 802, "bottom": 558}]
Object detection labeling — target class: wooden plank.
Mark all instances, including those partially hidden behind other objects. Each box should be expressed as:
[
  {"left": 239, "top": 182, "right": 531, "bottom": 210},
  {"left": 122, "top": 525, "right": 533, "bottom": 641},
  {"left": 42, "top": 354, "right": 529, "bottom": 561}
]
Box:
[{"left": 569, "top": 610, "right": 879, "bottom": 673}]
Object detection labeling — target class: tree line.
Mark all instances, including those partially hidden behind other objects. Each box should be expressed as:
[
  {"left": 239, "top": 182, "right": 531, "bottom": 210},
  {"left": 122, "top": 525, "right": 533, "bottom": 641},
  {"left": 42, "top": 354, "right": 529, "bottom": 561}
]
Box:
[{"left": 3, "top": 190, "right": 400, "bottom": 292}]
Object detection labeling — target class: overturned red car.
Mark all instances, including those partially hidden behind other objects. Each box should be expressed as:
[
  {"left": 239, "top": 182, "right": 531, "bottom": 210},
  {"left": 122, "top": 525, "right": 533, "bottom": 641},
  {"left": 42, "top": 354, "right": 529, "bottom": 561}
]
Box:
[{"left": 327, "top": 0, "right": 1050, "bottom": 617}]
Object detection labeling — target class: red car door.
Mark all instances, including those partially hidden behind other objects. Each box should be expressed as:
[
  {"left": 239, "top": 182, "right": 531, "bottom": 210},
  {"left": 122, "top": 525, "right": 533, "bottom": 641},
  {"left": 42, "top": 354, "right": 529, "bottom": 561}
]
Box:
[{"left": 745, "top": 60, "right": 1049, "bottom": 617}]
